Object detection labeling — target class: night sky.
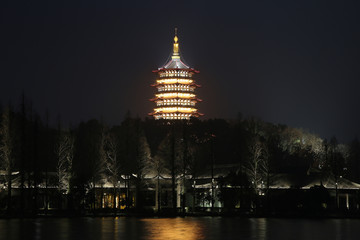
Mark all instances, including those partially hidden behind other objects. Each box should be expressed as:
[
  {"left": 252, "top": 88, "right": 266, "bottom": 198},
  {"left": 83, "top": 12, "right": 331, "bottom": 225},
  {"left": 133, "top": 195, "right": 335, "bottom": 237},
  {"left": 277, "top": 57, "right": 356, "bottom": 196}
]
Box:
[{"left": 1, "top": 0, "right": 359, "bottom": 142}]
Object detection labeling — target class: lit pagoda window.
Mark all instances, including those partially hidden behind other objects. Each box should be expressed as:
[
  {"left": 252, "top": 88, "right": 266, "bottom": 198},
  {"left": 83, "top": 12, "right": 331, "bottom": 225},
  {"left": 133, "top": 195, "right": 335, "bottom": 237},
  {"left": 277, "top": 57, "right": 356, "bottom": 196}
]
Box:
[{"left": 149, "top": 29, "right": 203, "bottom": 120}]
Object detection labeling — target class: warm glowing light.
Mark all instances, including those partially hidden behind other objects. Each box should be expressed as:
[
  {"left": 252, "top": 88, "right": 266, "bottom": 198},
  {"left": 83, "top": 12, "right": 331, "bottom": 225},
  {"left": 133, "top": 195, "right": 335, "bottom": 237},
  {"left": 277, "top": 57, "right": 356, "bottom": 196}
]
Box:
[
  {"left": 154, "top": 107, "right": 197, "bottom": 113},
  {"left": 173, "top": 32, "right": 179, "bottom": 55},
  {"left": 157, "top": 78, "right": 193, "bottom": 84},
  {"left": 157, "top": 84, "right": 195, "bottom": 92},
  {"left": 153, "top": 112, "right": 194, "bottom": 120},
  {"left": 173, "top": 43, "right": 179, "bottom": 54},
  {"left": 159, "top": 71, "right": 193, "bottom": 78},
  {"left": 140, "top": 218, "right": 204, "bottom": 240},
  {"left": 159, "top": 71, "right": 193, "bottom": 77},
  {"left": 156, "top": 92, "right": 195, "bottom": 99},
  {"left": 149, "top": 30, "right": 202, "bottom": 120},
  {"left": 155, "top": 99, "right": 196, "bottom": 107}
]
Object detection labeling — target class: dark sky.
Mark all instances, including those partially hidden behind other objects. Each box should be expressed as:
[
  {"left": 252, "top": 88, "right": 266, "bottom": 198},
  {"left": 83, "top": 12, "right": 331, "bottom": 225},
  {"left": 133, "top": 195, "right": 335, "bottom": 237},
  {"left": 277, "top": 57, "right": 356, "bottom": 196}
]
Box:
[{"left": 1, "top": 0, "right": 360, "bottom": 142}]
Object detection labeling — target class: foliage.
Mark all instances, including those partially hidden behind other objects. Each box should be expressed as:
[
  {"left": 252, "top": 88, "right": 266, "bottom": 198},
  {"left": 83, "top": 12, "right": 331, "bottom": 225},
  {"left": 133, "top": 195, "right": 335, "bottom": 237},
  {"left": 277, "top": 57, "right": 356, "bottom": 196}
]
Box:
[
  {"left": 1, "top": 98, "right": 360, "bottom": 213},
  {"left": 0, "top": 107, "right": 13, "bottom": 185}
]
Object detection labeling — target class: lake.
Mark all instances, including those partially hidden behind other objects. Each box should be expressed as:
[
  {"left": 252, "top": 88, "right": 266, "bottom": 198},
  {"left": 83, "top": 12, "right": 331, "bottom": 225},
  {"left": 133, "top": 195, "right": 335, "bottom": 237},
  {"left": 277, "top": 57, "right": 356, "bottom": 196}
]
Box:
[{"left": 0, "top": 217, "right": 359, "bottom": 240}]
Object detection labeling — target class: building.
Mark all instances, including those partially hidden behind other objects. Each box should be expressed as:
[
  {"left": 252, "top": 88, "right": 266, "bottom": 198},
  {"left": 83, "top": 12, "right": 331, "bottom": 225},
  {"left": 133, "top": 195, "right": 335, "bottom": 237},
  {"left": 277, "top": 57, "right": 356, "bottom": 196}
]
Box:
[
  {"left": 149, "top": 29, "right": 203, "bottom": 120},
  {"left": 2, "top": 164, "right": 360, "bottom": 213}
]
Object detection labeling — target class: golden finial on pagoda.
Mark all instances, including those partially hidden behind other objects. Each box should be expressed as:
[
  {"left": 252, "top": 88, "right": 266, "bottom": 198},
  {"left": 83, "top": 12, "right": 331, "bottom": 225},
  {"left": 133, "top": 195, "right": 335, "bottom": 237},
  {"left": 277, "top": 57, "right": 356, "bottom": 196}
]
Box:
[
  {"left": 173, "top": 27, "right": 179, "bottom": 58},
  {"left": 174, "top": 28, "right": 178, "bottom": 43}
]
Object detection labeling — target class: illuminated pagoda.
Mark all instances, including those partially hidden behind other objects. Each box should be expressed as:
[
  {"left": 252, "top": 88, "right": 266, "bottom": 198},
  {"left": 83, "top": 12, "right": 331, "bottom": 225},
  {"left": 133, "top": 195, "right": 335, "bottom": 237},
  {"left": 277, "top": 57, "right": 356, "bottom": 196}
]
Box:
[{"left": 149, "top": 29, "right": 202, "bottom": 120}]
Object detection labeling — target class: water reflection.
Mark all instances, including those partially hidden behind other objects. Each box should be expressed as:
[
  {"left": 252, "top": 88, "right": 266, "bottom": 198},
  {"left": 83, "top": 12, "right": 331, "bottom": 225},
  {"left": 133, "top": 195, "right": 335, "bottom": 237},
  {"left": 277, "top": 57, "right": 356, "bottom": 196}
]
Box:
[
  {"left": 141, "top": 218, "right": 205, "bottom": 240},
  {"left": 34, "top": 219, "right": 42, "bottom": 240},
  {"left": 113, "top": 217, "right": 119, "bottom": 240},
  {"left": 1, "top": 217, "right": 360, "bottom": 240},
  {"left": 250, "top": 218, "right": 267, "bottom": 240}
]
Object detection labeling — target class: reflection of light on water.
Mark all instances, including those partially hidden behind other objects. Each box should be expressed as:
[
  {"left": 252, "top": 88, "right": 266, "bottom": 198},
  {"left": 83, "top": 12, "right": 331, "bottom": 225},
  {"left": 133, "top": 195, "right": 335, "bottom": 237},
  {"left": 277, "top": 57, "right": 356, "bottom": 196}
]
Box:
[
  {"left": 113, "top": 217, "right": 119, "bottom": 240},
  {"left": 34, "top": 219, "right": 42, "bottom": 240},
  {"left": 250, "top": 218, "right": 267, "bottom": 240},
  {"left": 141, "top": 218, "right": 205, "bottom": 240}
]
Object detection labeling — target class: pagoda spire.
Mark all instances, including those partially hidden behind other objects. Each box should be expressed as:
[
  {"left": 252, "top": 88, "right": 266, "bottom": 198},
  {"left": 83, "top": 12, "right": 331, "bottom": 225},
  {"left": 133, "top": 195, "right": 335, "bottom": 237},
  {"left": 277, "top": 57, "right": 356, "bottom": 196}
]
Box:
[{"left": 172, "top": 28, "right": 180, "bottom": 59}]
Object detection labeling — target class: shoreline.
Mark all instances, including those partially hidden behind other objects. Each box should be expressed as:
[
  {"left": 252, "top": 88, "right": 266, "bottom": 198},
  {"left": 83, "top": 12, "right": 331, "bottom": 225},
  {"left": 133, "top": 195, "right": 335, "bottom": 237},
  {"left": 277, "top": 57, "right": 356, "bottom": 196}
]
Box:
[{"left": 1, "top": 210, "right": 360, "bottom": 219}]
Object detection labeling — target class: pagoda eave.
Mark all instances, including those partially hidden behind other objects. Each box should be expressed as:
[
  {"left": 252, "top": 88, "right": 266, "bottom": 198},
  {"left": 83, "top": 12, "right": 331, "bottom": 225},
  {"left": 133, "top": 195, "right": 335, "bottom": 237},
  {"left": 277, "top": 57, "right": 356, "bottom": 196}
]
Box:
[
  {"left": 148, "top": 111, "right": 199, "bottom": 115},
  {"left": 152, "top": 109, "right": 199, "bottom": 114},
  {"left": 152, "top": 68, "right": 199, "bottom": 74},
  {"left": 150, "top": 99, "right": 199, "bottom": 104},
  {"left": 151, "top": 97, "right": 201, "bottom": 102},
  {"left": 151, "top": 83, "right": 199, "bottom": 88}
]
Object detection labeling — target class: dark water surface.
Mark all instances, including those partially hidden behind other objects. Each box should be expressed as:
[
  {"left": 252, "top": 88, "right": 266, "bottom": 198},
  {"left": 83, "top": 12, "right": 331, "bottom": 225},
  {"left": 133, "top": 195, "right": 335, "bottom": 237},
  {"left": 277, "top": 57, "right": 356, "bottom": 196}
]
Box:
[{"left": 0, "top": 217, "right": 360, "bottom": 240}]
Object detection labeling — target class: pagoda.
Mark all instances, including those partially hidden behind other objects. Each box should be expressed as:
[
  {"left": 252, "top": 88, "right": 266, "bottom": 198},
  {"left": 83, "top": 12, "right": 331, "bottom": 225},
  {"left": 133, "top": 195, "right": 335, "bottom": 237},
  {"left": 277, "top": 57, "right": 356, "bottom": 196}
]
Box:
[{"left": 149, "top": 29, "right": 202, "bottom": 120}]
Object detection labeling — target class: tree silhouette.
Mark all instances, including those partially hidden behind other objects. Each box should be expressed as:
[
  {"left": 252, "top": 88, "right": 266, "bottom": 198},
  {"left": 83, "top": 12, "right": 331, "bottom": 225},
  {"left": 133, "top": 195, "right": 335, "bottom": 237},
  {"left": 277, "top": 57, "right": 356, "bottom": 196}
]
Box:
[
  {"left": 104, "top": 130, "right": 120, "bottom": 213},
  {"left": 348, "top": 138, "right": 360, "bottom": 182},
  {"left": 56, "top": 131, "right": 74, "bottom": 194},
  {"left": 0, "top": 107, "right": 13, "bottom": 214},
  {"left": 143, "top": 135, "right": 168, "bottom": 212}
]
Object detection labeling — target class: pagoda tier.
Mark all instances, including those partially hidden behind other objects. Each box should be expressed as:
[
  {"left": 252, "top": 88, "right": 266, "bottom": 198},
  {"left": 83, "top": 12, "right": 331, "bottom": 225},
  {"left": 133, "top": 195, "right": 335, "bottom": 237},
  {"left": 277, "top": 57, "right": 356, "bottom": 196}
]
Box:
[
  {"left": 151, "top": 98, "right": 201, "bottom": 105},
  {"left": 149, "top": 30, "right": 202, "bottom": 120},
  {"left": 151, "top": 82, "right": 201, "bottom": 88}
]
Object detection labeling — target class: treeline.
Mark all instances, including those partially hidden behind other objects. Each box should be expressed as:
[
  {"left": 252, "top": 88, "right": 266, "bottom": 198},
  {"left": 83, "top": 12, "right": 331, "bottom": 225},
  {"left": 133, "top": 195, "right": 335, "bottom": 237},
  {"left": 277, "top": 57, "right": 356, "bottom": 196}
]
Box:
[{"left": 0, "top": 98, "right": 360, "bottom": 215}]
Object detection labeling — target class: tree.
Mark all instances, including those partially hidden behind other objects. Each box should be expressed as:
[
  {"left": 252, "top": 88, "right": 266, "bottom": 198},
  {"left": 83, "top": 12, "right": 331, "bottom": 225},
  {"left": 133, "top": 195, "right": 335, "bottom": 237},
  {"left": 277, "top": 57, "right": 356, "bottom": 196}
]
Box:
[
  {"left": 104, "top": 131, "right": 120, "bottom": 214},
  {"left": 143, "top": 134, "right": 170, "bottom": 212},
  {"left": 0, "top": 107, "right": 13, "bottom": 214},
  {"left": 246, "top": 137, "right": 268, "bottom": 195},
  {"left": 348, "top": 138, "right": 360, "bottom": 182},
  {"left": 151, "top": 124, "right": 183, "bottom": 212},
  {"left": 19, "top": 93, "right": 26, "bottom": 214},
  {"left": 181, "top": 122, "right": 189, "bottom": 214},
  {"left": 218, "top": 171, "right": 250, "bottom": 210},
  {"left": 56, "top": 131, "right": 74, "bottom": 195},
  {"left": 328, "top": 136, "right": 346, "bottom": 208},
  {"left": 136, "top": 135, "right": 151, "bottom": 177},
  {"left": 187, "top": 137, "right": 208, "bottom": 212},
  {"left": 44, "top": 110, "right": 50, "bottom": 213},
  {"left": 135, "top": 134, "right": 151, "bottom": 209},
  {"left": 96, "top": 126, "right": 107, "bottom": 210},
  {"left": 169, "top": 124, "right": 183, "bottom": 212},
  {"left": 73, "top": 119, "right": 105, "bottom": 211}
]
